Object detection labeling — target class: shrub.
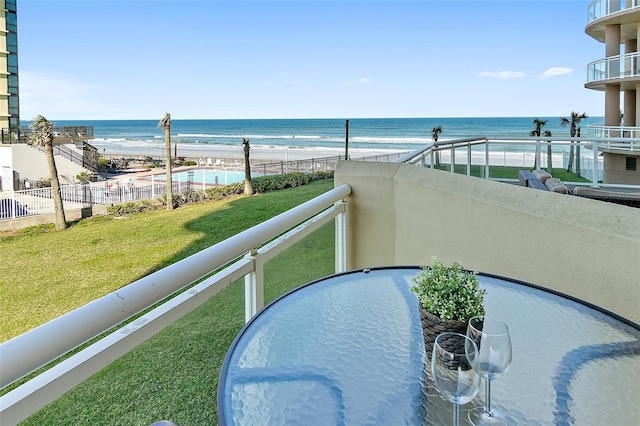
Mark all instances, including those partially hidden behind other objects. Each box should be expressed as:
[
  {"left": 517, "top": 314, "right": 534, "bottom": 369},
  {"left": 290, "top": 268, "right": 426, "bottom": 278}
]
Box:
[
  {"left": 76, "top": 172, "right": 91, "bottom": 184},
  {"left": 37, "top": 178, "right": 51, "bottom": 188},
  {"left": 97, "top": 158, "right": 112, "bottom": 173},
  {"left": 107, "top": 170, "right": 335, "bottom": 215},
  {"left": 107, "top": 200, "right": 157, "bottom": 216},
  {"left": 175, "top": 190, "right": 206, "bottom": 206}
]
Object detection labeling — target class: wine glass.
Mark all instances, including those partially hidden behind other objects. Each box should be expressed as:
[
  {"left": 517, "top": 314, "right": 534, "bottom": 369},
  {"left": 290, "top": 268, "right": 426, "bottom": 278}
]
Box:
[
  {"left": 466, "top": 316, "right": 512, "bottom": 425},
  {"left": 431, "top": 332, "right": 481, "bottom": 426}
]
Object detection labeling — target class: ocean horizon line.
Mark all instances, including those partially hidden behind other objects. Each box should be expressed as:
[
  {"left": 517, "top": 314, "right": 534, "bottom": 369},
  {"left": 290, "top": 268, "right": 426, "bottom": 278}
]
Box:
[{"left": 22, "top": 115, "right": 604, "bottom": 124}]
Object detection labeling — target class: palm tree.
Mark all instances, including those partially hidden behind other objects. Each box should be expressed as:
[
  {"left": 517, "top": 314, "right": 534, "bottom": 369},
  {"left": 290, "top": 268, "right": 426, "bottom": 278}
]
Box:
[
  {"left": 530, "top": 118, "right": 547, "bottom": 169},
  {"left": 28, "top": 115, "right": 67, "bottom": 230},
  {"left": 530, "top": 118, "right": 547, "bottom": 137},
  {"left": 431, "top": 125, "right": 442, "bottom": 142},
  {"left": 431, "top": 126, "right": 442, "bottom": 166},
  {"left": 561, "top": 112, "right": 588, "bottom": 173},
  {"left": 158, "top": 113, "right": 173, "bottom": 210},
  {"left": 242, "top": 138, "right": 253, "bottom": 196},
  {"left": 544, "top": 130, "right": 553, "bottom": 171}
]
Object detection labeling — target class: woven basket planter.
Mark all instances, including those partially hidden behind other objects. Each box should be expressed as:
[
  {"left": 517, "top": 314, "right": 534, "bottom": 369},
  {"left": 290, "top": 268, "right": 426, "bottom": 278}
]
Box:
[{"left": 419, "top": 305, "right": 468, "bottom": 362}]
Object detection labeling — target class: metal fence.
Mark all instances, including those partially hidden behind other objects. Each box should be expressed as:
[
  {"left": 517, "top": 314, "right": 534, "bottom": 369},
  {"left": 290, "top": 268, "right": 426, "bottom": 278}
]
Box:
[
  {"left": 1, "top": 185, "right": 91, "bottom": 220},
  {"left": 0, "top": 126, "right": 95, "bottom": 144},
  {"left": 1, "top": 152, "right": 408, "bottom": 221}
]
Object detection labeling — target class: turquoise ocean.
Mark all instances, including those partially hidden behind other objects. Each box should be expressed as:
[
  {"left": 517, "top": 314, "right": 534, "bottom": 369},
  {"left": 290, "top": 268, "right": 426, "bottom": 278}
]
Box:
[{"left": 36, "top": 117, "right": 601, "bottom": 156}]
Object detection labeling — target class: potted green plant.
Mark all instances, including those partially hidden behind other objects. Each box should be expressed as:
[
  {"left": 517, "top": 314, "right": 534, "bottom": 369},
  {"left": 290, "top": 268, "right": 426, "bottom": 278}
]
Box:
[{"left": 411, "top": 258, "right": 485, "bottom": 359}]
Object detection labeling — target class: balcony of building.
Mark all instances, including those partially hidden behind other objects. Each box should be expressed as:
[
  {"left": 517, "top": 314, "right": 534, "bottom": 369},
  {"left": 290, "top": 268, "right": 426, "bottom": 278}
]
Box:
[
  {"left": 1, "top": 146, "right": 638, "bottom": 424},
  {"left": 586, "top": 0, "right": 640, "bottom": 42},
  {"left": 586, "top": 52, "right": 640, "bottom": 90}
]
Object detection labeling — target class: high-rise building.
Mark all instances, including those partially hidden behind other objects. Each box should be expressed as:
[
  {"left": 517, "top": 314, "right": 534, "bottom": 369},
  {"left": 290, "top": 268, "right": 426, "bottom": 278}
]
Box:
[
  {"left": 0, "top": 0, "right": 19, "bottom": 132},
  {"left": 586, "top": 1, "right": 640, "bottom": 133},
  {"left": 586, "top": 1, "right": 640, "bottom": 183}
]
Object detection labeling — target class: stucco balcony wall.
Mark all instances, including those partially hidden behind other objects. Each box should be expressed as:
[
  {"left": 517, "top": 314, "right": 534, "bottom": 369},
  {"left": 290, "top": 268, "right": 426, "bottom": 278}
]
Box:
[{"left": 334, "top": 160, "right": 640, "bottom": 324}]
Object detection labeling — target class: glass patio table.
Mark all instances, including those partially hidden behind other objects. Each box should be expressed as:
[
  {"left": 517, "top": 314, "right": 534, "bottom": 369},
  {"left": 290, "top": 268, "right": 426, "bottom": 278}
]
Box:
[{"left": 218, "top": 267, "right": 640, "bottom": 425}]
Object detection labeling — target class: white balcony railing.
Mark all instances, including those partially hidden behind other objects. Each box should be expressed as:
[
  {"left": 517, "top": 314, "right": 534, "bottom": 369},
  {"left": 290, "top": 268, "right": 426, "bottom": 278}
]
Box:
[
  {"left": 588, "top": 0, "right": 640, "bottom": 24},
  {"left": 0, "top": 184, "right": 351, "bottom": 424},
  {"left": 587, "top": 123, "right": 640, "bottom": 138},
  {"left": 586, "top": 52, "right": 640, "bottom": 84},
  {"left": 399, "top": 136, "right": 640, "bottom": 188}
]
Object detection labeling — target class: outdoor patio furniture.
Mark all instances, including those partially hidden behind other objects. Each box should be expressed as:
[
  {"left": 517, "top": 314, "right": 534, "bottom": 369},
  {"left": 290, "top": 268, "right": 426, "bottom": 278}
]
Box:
[{"left": 218, "top": 267, "right": 640, "bottom": 425}]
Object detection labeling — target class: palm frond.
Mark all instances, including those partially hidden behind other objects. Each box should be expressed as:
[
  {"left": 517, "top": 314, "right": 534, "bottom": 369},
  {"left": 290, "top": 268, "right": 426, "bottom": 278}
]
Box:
[
  {"left": 28, "top": 115, "right": 54, "bottom": 147},
  {"left": 158, "top": 112, "right": 171, "bottom": 130}
]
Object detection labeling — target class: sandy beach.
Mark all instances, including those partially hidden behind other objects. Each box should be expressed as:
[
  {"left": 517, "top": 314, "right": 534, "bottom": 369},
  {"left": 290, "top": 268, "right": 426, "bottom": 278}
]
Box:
[{"left": 99, "top": 142, "right": 409, "bottom": 163}]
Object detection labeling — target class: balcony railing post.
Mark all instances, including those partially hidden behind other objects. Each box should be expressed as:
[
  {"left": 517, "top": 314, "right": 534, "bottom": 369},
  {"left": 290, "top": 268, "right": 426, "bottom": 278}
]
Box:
[
  {"left": 244, "top": 249, "right": 264, "bottom": 322},
  {"left": 450, "top": 146, "right": 455, "bottom": 173},
  {"left": 592, "top": 142, "right": 600, "bottom": 188},
  {"left": 484, "top": 141, "right": 490, "bottom": 178},
  {"left": 335, "top": 200, "right": 348, "bottom": 273}
]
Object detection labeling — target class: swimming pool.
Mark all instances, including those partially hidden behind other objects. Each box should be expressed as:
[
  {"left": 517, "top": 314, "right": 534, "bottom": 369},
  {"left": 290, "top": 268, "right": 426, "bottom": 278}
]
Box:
[{"left": 151, "top": 169, "right": 246, "bottom": 186}]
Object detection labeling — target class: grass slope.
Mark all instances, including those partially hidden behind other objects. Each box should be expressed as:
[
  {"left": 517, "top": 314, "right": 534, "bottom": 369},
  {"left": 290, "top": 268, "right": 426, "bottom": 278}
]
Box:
[
  {"left": 3, "top": 180, "right": 334, "bottom": 425},
  {"left": 1, "top": 180, "right": 333, "bottom": 341}
]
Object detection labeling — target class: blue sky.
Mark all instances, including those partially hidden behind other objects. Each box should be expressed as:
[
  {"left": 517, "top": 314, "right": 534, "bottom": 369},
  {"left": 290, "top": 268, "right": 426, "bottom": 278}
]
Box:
[{"left": 18, "top": 0, "right": 602, "bottom": 120}]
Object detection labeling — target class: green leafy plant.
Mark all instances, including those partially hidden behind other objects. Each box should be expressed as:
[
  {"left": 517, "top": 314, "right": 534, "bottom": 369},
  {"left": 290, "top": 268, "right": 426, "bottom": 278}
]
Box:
[
  {"left": 411, "top": 258, "right": 485, "bottom": 322},
  {"left": 76, "top": 171, "right": 91, "bottom": 184},
  {"left": 97, "top": 158, "right": 112, "bottom": 172}
]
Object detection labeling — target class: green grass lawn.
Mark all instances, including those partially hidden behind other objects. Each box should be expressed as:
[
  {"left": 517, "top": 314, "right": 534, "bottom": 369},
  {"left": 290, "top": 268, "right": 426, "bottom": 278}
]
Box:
[
  {"left": 2, "top": 180, "right": 335, "bottom": 425},
  {"left": 434, "top": 164, "right": 592, "bottom": 183}
]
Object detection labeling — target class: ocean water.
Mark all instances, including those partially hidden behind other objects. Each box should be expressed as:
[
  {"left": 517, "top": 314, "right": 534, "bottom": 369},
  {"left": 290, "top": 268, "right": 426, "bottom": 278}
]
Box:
[{"left": 30, "top": 117, "right": 601, "bottom": 156}]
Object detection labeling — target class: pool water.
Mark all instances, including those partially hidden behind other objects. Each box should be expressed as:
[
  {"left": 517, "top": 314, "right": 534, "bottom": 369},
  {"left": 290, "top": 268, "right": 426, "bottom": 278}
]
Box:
[{"left": 169, "top": 169, "right": 246, "bottom": 185}]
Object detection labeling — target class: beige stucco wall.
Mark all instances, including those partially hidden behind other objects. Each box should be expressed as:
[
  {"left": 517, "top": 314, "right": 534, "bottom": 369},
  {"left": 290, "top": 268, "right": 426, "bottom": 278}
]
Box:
[
  {"left": 9, "top": 143, "right": 90, "bottom": 184},
  {"left": 603, "top": 151, "right": 640, "bottom": 184},
  {"left": 335, "top": 160, "right": 640, "bottom": 324}
]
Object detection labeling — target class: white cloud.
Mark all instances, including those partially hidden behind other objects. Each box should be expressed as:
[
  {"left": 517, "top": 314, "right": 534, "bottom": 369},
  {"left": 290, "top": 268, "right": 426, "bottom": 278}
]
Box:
[
  {"left": 479, "top": 71, "right": 526, "bottom": 80},
  {"left": 537, "top": 67, "right": 573, "bottom": 79}
]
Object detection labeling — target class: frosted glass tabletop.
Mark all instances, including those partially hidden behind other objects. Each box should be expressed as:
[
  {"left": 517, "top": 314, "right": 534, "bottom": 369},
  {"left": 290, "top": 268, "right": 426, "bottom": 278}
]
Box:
[{"left": 218, "top": 267, "right": 640, "bottom": 425}]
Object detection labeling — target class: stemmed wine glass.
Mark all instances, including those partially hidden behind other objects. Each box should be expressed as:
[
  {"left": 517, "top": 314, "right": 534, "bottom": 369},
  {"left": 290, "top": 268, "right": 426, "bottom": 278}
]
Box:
[
  {"left": 466, "top": 316, "right": 512, "bottom": 425},
  {"left": 431, "top": 332, "right": 481, "bottom": 426}
]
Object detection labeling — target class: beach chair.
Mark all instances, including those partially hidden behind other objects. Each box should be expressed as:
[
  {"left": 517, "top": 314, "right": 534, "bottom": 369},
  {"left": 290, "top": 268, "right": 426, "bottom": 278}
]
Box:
[
  {"left": 215, "top": 159, "right": 224, "bottom": 166},
  {"left": 199, "top": 157, "right": 206, "bottom": 166},
  {"left": 206, "top": 158, "right": 213, "bottom": 166}
]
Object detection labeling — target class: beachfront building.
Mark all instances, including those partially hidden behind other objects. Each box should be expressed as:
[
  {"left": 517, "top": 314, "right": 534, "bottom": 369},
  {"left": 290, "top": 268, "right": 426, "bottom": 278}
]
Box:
[
  {"left": 0, "top": 0, "right": 19, "bottom": 134},
  {"left": 585, "top": 0, "right": 640, "bottom": 184}
]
